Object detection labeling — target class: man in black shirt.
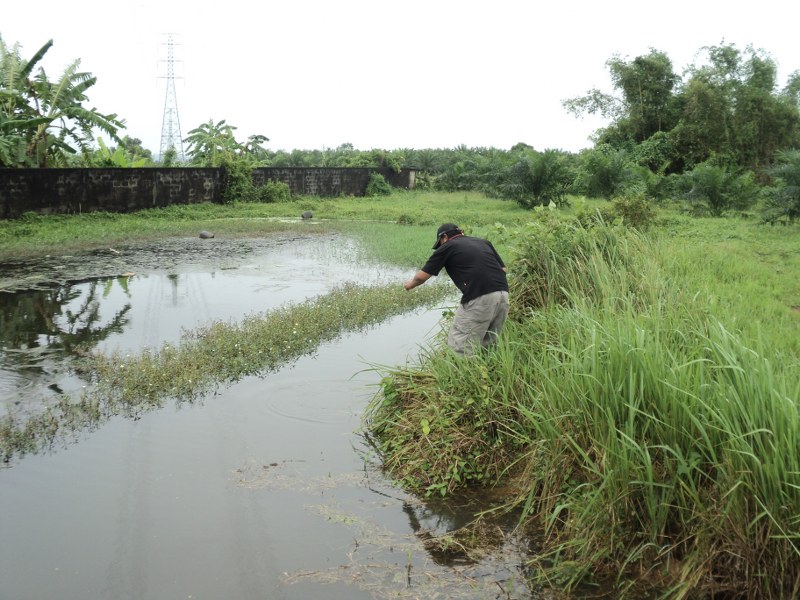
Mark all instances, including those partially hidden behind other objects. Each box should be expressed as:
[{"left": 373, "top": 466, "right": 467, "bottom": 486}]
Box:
[{"left": 403, "top": 223, "right": 509, "bottom": 356}]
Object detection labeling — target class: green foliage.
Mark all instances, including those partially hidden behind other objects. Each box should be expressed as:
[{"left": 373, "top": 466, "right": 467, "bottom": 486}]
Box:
[
  {"left": 160, "top": 145, "right": 178, "bottom": 167},
  {"left": 605, "top": 49, "right": 680, "bottom": 143},
  {"left": 565, "top": 43, "right": 800, "bottom": 176},
  {"left": 185, "top": 119, "right": 240, "bottom": 167},
  {"left": 219, "top": 158, "right": 256, "bottom": 203},
  {"left": 630, "top": 130, "right": 675, "bottom": 173},
  {"left": 257, "top": 179, "right": 292, "bottom": 203},
  {"left": 184, "top": 119, "right": 270, "bottom": 168},
  {"left": 494, "top": 148, "right": 574, "bottom": 209},
  {"left": 683, "top": 161, "right": 759, "bottom": 216},
  {"left": 219, "top": 158, "right": 292, "bottom": 203},
  {"left": 573, "top": 144, "right": 633, "bottom": 199},
  {"left": 761, "top": 149, "right": 800, "bottom": 223},
  {"left": 86, "top": 136, "right": 151, "bottom": 167},
  {"left": 608, "top": 195, "right": 657, "bottom": 230},
  {"left": 0, "top": 36, "right": 123, "bottom": 167},
  {"left": 365, "top": 172, "right": 392, "bottom": 196}
]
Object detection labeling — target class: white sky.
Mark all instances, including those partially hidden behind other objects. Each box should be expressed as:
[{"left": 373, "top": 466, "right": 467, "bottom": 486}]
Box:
[{"left": 3, "top": 0, "right": 798, "bottom": 155}]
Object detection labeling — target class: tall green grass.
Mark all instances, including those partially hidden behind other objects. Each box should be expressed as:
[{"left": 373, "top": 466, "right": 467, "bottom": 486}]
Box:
[{"left": 366, "top": 217, "right": 800, "bottom": 597}]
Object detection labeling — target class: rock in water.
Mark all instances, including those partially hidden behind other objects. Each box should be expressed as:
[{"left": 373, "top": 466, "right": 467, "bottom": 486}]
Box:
[{"left": 199, "top": 231, "right": 215, "bottom": 239}]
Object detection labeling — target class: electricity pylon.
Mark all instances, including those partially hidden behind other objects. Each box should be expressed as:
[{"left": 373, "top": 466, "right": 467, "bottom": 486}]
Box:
[{"left": 159, "top": 33, "right": 185, "bottom": 162}]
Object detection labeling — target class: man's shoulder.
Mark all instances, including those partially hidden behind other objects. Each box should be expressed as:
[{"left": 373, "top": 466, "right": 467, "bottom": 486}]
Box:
[{"left": 452, "top": 236, "right": 490, "bottom": 249}]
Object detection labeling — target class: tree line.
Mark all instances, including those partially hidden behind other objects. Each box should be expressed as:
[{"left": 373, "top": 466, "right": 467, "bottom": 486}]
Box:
[{"left": 2, "top": 36, "right": 799, "bottom": 221}]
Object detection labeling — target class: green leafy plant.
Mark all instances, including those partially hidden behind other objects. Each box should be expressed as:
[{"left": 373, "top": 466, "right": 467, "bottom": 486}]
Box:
[
  {"left": 257, "top": 179, "right": 292, "bottom": 203},
  {"left": 609, "top": 195, "right": 657, "bottom": 230},
  {"left": 365, "top": 172, "right": 393, "bottom": 196},
  {"left": 761, "top": 149, "right": 800, "bottom": 223},
  {"left": 683, "top": 161, "right": 759, "bottom": 216}
]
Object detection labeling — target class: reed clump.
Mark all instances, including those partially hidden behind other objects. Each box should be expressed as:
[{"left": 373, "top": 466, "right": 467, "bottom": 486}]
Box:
[{"left": 365, "top": 215, "right": 800, "bottom": 597}]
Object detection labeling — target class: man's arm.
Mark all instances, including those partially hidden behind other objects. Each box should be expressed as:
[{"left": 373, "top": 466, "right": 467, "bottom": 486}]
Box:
[{"left": 404, "top": 270, "right": 432, "bottom": 290}]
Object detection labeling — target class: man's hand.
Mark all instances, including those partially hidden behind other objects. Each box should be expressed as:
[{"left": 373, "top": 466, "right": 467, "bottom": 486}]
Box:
[{"left": 404, "top": 270, "right": 432, "bottom": 291}]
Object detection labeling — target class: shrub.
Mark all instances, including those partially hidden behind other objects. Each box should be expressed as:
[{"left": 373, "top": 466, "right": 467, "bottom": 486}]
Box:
[
  {"left": 495, "top": 149, "right": 574, "bottom": 209},
  {"left": 573, "top": 144, "right": 633, "bottom": 199},
  {"left": 257, "top": 179, "right": 292, "bottom": 203},
  {"left": 610, "top": 195, "right": 657, "bottom": 230},
  {"left": 682, "top": 162, "right": 759, "bottom": 216},
  {"left": 220, "top": 158, "right": 257, "bottom": 203},
  {"left": 761, "top": 150, "right": 800, "bottom": 224},
  {"left": 365, "top": 172, "right": 393, "bottom": 196}
]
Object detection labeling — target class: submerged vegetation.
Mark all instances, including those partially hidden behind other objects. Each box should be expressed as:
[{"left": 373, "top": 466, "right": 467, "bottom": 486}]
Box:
[{"left": 0, "top": 280, "right": 451, "bottom": 462}]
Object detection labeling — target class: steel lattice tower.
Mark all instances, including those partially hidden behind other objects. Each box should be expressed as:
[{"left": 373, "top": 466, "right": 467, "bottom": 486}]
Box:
[{"left": 159, "top": 34, "right": 185, "bottom": 161}]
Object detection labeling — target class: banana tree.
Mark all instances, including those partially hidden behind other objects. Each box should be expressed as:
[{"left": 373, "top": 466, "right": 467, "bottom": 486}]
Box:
[
  {"left": 26, "top": 59, "right": 124, "bottom": 166},
  {"left": 0, "top": 36, "right": 123, "bottom": 167},
  {"left": 184, "top": 119, "right": 241, "bottom": 166}
]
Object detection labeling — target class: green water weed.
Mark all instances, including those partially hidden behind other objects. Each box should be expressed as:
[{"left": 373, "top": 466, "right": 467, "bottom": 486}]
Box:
[{"left": 0, "top": 281, "right": 452, "bottom": 462}]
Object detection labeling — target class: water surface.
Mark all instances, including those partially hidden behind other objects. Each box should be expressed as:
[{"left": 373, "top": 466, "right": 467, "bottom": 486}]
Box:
[{"left": 0, "top": 233, "right": 544, "bottom": 599}]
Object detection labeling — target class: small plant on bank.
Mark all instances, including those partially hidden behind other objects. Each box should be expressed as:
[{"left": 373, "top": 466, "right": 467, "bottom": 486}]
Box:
[
  {"left": 609, "top": 194, "right": 657, "bottom": 230},
  {"left": 220, "top": 158, "right": 257, "bottom": 203},
  {"left": 257, "top": 179, "right": 292, "bottom": 202},
  {"left": 365, "top": 173, "right": 392, "bottom": 196}
]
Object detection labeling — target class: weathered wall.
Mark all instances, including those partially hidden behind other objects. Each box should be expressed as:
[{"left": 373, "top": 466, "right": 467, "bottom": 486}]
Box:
[
  {"left": 0, "top": 167, "right": 415, "bottom": 219},
  {"left": 0, "top": 168, "right": 221, "bottom": 219},
  {"left": 252, "top": 167, "right": 415, "bottom": 196}
]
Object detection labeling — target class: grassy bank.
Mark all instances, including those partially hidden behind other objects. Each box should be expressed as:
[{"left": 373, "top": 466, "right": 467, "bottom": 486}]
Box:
[
  {"left": 366, "top": 213, "right": 800, "bottom": 597},
  {"left": 0, "top": 191, "right": 528, "bottom": 260}
]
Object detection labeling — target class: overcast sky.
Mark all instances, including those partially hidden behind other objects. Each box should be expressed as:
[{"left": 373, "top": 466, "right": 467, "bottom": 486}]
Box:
[{"left": 3, "top": 0, "right": 798, "bottom": 156}]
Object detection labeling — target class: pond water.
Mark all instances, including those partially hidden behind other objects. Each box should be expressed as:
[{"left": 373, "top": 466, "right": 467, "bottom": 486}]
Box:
[{"left": 0, "top": 233, "right": 549, "bottom": 599}]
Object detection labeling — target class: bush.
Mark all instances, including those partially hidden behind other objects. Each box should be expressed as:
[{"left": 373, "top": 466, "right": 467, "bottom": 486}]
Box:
[
  {"left": 610, "top": 195, "right": 658, "bottom": 231},
  {"left": 495, "top": 149, "right": 574, "bottom": 209},
  {"left": 574, "top": 144, "right": 633, "bottom": 199},
  {"left": 220, "top": 158, "right": 257, "bottom": 203},
  {"left": 365, "top": 172, "right": 393, "bottom": 196},
  {"left": 257, "top": 179, "right": 292, "bottom": 203},
  {"left": 761, "top": 150, "right": 800, "bottom": 224},
  {"left": 682, "top": 162, "right": 759, "bottom": 216}
]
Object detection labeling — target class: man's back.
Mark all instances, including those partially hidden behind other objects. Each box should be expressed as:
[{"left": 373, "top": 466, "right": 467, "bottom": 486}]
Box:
[{"left": 422, "top": 236, "right": 508, "bottom": 304}]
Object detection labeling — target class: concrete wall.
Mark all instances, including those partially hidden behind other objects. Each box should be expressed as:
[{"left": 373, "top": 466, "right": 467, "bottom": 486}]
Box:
[
  {"left": 0, "top": 168, "right": 221, "bottom": 219},
  {"left": 252, "top": 167, "right": 415, "bottom": 197},
  {"left": 0, "top": 167, "right": 416, "bottom": 219}
]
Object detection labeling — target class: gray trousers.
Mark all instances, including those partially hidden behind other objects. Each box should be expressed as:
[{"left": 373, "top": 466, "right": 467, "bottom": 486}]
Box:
[{"left": 447, "top": 291, "right": 509, "bottom": 356}]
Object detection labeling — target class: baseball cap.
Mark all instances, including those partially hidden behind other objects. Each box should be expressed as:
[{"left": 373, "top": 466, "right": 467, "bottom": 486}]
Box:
[{"left": 433, "top": 223, "right": 461, "bottom": 249}]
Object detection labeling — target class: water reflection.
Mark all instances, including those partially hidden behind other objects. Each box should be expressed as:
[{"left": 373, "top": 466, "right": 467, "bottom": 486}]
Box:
[
  {"left": 1, "top": 234, "right": 410, "bottom": 416},
  {"left": 0, "top": 279, "right": 132, "bottom": 407}
]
